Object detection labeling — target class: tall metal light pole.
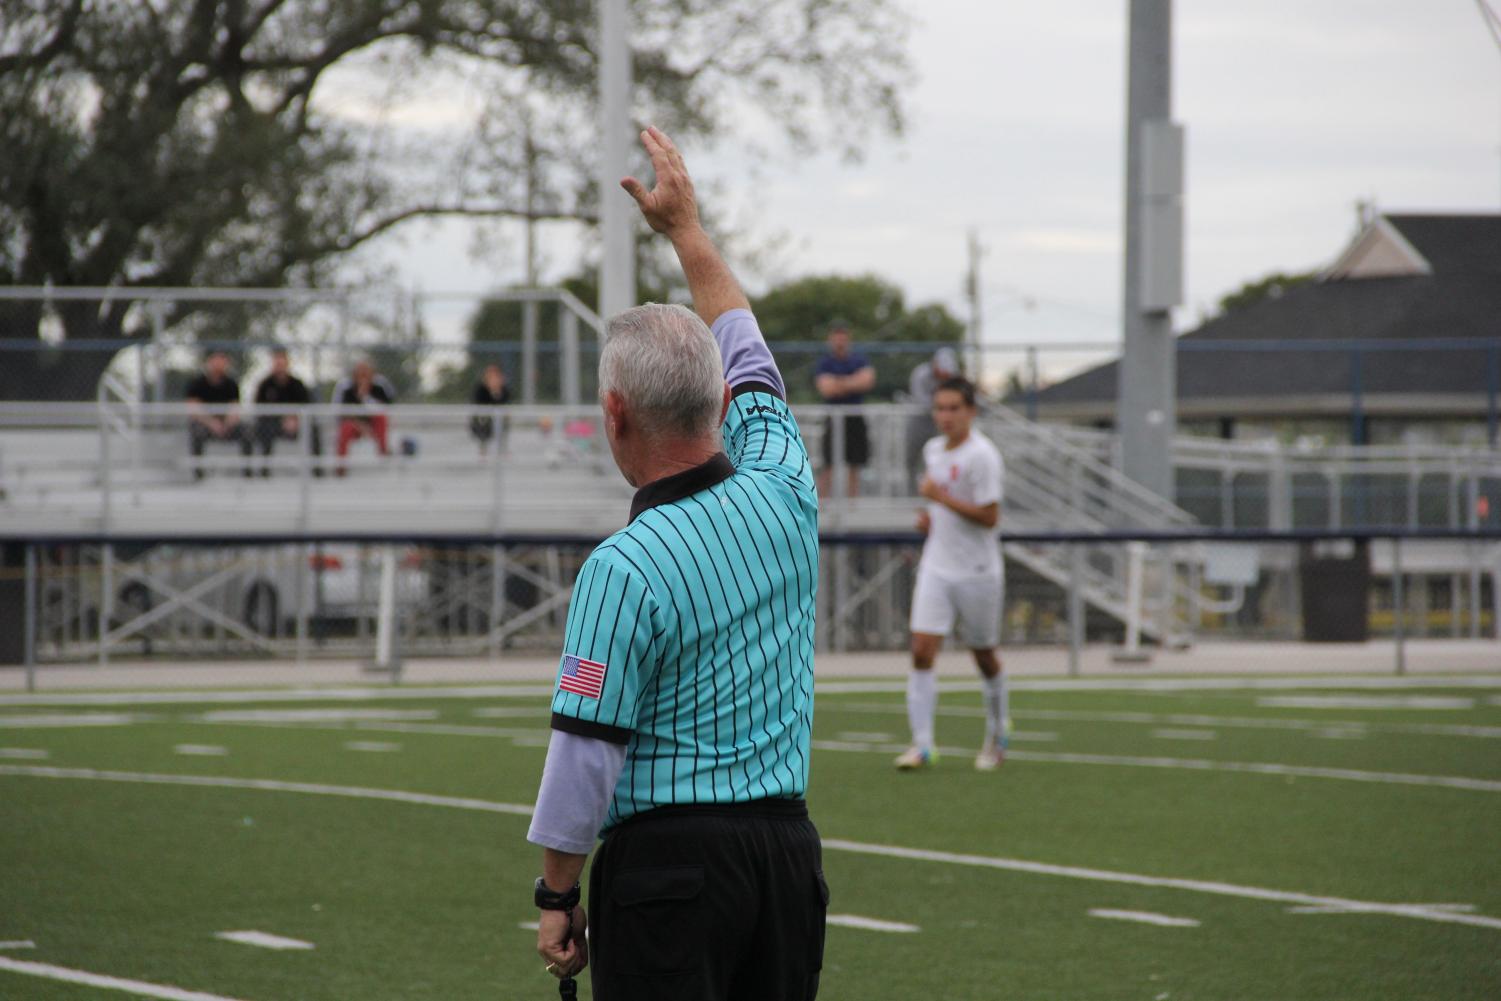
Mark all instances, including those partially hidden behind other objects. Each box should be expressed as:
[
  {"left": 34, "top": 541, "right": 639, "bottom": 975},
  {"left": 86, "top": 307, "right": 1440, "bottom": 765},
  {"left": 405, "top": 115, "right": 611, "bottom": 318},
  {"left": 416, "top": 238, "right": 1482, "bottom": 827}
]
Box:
[
  {"left": 1115, "top": 0, "right": 1185, "bottom": 501},
  {"left": 598, "top": 0, "right": 636, "bottom": 319},
  {"left": 1478, "top": 0, "right": 1501, "bottom": 205}
]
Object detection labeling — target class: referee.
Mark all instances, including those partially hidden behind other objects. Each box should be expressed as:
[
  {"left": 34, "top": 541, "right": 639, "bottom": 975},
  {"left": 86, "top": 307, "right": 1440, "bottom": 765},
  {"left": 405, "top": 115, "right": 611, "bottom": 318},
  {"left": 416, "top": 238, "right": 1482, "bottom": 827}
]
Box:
[{"left": 527, "top": 126, "right": 826, "bottom": 1000}]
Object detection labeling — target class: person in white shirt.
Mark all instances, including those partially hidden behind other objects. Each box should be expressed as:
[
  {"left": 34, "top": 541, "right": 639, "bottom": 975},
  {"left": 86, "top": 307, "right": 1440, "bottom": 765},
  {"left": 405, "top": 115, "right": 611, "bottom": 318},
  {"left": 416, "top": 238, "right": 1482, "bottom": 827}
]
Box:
[{"left": 896, "top": 376, "right": 1008, "bottom": 771}]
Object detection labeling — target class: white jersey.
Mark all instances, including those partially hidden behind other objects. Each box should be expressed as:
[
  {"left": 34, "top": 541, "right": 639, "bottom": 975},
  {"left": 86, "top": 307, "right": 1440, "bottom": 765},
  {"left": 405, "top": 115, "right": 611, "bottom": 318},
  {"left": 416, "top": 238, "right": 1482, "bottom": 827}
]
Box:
[{"left": 919, "top": 430, "right": 1003, "bottom": 578}]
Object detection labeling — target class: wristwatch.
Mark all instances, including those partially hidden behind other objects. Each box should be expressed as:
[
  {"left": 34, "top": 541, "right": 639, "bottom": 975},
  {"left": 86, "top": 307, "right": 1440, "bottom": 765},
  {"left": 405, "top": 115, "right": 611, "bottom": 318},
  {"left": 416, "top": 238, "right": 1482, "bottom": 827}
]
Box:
[{"left": 534, "top": 877, "right": 581, "bottom": 911}]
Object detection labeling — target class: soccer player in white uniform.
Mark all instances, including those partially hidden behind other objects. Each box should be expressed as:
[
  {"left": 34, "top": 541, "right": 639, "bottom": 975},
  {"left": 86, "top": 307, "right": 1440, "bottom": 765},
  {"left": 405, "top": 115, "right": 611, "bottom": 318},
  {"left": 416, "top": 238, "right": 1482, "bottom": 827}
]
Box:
[{"left": 896, "top": 376, "right": 1008, "bottom": 771}]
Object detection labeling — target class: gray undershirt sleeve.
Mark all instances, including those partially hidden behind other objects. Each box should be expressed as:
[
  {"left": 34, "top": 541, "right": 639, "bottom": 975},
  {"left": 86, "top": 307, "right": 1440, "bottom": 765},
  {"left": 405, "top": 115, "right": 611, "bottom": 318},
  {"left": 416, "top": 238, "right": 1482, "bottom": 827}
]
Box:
[
  {"left": 711, "top": 308, "right": 786, "bottom": 398},
  {"left": 526, "top": 730, "right": 628, "bottom": 855}
]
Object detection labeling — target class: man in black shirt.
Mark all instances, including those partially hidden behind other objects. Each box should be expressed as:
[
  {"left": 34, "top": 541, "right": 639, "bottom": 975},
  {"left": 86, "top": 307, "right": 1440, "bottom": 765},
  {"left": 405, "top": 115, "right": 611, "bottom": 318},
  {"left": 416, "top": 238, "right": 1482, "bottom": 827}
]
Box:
[
  {"left": 253, "top": 348, "right": 321, "bottom": 476},
  {"left": 469, "top": 362, "right": 511, "bottom": 455},
  {"left": 185, "top": 352, "right": 252, "bottom": 480}
]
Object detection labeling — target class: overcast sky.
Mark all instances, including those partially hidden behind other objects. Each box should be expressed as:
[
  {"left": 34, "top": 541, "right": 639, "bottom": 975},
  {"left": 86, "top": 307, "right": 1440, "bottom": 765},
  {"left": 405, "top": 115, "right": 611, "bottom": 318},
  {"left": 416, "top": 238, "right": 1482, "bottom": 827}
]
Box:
[{"left": 364, "top": 0, "right": 1501, "bottom": 373}]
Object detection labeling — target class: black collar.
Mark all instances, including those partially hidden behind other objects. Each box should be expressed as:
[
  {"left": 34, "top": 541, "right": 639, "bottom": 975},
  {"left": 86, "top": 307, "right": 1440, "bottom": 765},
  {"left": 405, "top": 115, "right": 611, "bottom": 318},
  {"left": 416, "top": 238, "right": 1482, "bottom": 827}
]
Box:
[{"left": 629, "top": 453, "right": 736, "bottom": 522}]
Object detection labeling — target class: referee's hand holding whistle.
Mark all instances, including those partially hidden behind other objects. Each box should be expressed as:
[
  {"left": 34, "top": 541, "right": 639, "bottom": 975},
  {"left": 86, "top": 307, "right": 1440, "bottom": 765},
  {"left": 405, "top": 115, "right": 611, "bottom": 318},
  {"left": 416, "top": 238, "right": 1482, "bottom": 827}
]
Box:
[{"left": 536, "top": 896, "right": 588, "bottom": 980}]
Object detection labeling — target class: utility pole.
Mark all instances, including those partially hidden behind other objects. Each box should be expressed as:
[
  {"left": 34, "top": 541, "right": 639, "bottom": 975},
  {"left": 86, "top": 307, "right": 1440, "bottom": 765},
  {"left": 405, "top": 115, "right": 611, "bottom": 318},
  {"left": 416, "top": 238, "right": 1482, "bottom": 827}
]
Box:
[
  {"left": 597, "top": 0, "right": 635, "bottom": 319},
  {"left": 965, "top": 229, "right": 984, "bottom": 387},
  {"left": 1477, "top": 1, "right": 1501, "bottom": 206},
  {"left": 1115, "top": 0, "right": 1185, "bottom": 501}
]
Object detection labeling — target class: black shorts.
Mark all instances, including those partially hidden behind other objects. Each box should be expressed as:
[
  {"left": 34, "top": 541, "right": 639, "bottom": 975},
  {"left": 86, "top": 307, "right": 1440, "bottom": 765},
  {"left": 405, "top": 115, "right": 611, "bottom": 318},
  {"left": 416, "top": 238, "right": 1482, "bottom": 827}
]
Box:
[
  {"left": 588, "top": 799, "right": 828, "bottom": 1001},
  {"left": 821, "top": 413, "right": 870, "bottom": 468}
]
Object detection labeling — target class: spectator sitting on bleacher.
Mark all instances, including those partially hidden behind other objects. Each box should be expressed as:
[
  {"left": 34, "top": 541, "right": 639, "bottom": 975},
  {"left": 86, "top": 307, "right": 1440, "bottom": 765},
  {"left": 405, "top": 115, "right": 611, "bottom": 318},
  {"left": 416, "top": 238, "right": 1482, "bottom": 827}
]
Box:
[
  {"left": 469, "top": 362, "right": 512, "bottom": 456},
  {"left": 332, "top": 359, "right": 395, "bottom": 476},
  {"left": 253, "top": 348, "right": 321, "bottom": 477},
  {"left": 186, "top": 351, "right": 252, "bottom": 481}
]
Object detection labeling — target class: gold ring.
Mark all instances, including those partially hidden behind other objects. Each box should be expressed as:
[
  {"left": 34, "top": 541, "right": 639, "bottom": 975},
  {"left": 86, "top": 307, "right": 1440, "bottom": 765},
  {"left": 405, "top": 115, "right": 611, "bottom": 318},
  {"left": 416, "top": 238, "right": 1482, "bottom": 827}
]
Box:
[{"left": 545, "top": 963, "right": 558, "bottom": 974}]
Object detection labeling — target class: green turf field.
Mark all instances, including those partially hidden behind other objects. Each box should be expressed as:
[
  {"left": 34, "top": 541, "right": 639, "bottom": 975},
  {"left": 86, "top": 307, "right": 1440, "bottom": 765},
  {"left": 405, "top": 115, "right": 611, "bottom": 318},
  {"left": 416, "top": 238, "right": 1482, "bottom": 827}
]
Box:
[{"left": 3, "top": 675, "right": 1500, "bottom": 1000}]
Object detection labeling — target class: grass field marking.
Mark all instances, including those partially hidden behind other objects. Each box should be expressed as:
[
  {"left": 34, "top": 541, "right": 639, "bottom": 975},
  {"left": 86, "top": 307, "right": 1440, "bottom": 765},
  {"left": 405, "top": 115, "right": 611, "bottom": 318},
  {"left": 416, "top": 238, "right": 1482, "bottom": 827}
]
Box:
[
  {"left": 826, "top": 915, "right": 921, "bottom": 933},
  {"left": 174, "top": 744, "right": 229, "bottom": 756},
  {"left": 1258, "top": 695, "right": 1476, "bottom": 711},
  {"left": 809, "top": 738, "right": 1501, "bottom": 793},
  {"left": 820, "top": 839, "right": 1501, "bottom": 932},
  {"left": 0, "top": 764, "right": 535, "bottom": 817},
  {"left": 837, "top": 703, "right": 1501, "bottom": 740},
  {"left": 0, "top": 684, "right": 556, "bottom": 708},
  {"left": 343, "top": 740, "right": 402, "bottom": 752},
  {"left": 518, "top": 921, "right": 541, "bottom": 931},
  {"left": 214, "top": 930, "right": 315, "bottom": 951},
  {"left": 0, "top": 748, "right": 49, "bottom": 759},
  {"left": 0, "top": 941, "right": 36, "bottom": 950},
  {"left": 836, "top": 731, "right": 894, "bottom": 742},
  {"left": 819, "top": 675, "right": 1501, "bottom": 696},
  {"left": 197, "top": 709, "right": 439, "bottom": 724},
  {"left": 1087, "top": 909, "right": 1200, "bottom": 928},
  {"left": 1005, "top": 750, "right": 1501, "bottom": 793},
  {"left": 0, "top": 956, "right": 250, "bottom": 1001},
  {"left": 1287, "top": 903, "right": 1477, "bottom": 915},
  {"left": 9, "top": 763, "right": 1498, "bottom": 936},
  {"left": 0, "top": 712, "right": 149, "bottom": 728},
  {"left": 1150, "top": 729, "right": 1218, "bottom": 741}
]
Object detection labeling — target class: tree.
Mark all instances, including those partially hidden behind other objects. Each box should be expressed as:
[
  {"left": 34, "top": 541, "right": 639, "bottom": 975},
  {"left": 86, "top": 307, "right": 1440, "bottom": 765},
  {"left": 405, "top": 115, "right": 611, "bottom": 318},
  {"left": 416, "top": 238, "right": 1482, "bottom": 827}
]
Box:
[
  {"left": 1216, "top": 269, "right": 1321, "bottom": 316},
  {"left": 750, "top": 274, "right": 965, "bottom": 403},
  {"left": 0, "top": 0, "right": 911, "bottom": 399}
]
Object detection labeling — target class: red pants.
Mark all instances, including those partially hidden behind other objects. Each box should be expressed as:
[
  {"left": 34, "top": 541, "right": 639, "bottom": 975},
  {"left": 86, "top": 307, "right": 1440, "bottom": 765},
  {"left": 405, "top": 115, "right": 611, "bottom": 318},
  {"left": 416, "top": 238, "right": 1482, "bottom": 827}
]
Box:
[{"left": 336, "top": 416, "right": 389, "bottom": 457}]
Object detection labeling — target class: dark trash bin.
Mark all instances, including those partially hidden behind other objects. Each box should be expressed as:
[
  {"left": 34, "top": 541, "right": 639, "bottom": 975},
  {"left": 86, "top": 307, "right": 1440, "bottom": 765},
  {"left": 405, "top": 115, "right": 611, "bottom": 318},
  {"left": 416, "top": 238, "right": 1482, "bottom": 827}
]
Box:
[{"left": 1299, "top": 538, "right": 1371, "bottom": 643}]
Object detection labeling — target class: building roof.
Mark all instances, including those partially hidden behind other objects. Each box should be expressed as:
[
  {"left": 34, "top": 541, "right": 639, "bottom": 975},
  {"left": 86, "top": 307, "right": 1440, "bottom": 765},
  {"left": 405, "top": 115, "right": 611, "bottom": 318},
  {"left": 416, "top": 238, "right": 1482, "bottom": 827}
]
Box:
[
  {"left": 1027, "top": 213, "right": 1501, "bottom": 421},
  {"left": 1385, "top": 214, "right": 1501, "bottom": 275}
]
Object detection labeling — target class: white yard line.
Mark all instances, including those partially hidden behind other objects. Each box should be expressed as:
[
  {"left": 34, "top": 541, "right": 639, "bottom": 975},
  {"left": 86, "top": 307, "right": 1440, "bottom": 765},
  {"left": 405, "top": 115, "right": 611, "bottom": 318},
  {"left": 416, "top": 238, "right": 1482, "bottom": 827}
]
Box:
[
  {"left": 0, "top": 941, "right": 36, "bottom": 950},
  {"left": 214, "top": 930, "right": 314, "bottom": 951},
  {"left": 199, "top": 709, "right": 438, "bottom": 724},
  {"left": 5, "top": 675, "right": 1501, "bottom": 709},
  {"left": 1151, "top": 729, "right": 1217, "bottom": 741},
  {"left": 0, "top": 765, "right": 534, "bottom": 817},
  {"left": 1088, "top": 908, "right": 1200, "bottom": 928},
  {"left": 343, "top": 741, "right": 402, "bottom": 753},
  {"left": 1007, "top": 750, "right": 1501, "bottom": 793},
  {"left": 0, "top": 685, "right": 554, "bottom": 708},
  {"left": 1258, "top": 696, "right": 1475, "bottom": 711},
  {"left": 820, "top": 839, "right": 1501, "bottom": 932},
  {"left": 1288, "top": 903, "right": 1477, "bottom": 915},
  {"left": 838, "top": 704, "right": 1501, "bottom": 740},
  {"left": 809, "top": 738, "right": 1501, "bottom": 793},
  {"left": 174, "top": 745, "right": 229, "bottom": 757},
  {"left": 819, "top": 676, "right": 1501, "bottom": 695},
  {"left": 0, "top": 712, "right": 147, "bottom": 728},
  {"left": 0, "top": 748, "right": 49, "bottom": 759},
  {"left": 4, "top": 764, "right": 1497, "bottom": 934},
  {"left": 826, "top": 914, "right": 921, "bottom": 933},
  {"left": 0, "top": 957, "right": 250, "bottom": 1001}
]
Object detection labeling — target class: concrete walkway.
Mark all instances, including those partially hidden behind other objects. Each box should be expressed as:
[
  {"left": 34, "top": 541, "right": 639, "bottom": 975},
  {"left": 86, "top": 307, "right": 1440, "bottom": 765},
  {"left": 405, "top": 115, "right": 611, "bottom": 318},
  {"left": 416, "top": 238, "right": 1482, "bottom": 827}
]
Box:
[{"left": 2, "top": 640, "right": 1496, "bottom": 692}]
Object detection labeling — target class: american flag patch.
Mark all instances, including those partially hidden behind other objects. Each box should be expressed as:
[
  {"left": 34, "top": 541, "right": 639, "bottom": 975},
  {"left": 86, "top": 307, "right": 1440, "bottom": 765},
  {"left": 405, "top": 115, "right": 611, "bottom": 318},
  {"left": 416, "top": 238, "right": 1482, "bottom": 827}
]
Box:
[{"left": 558, "top": 654, "right": 608, "bottom": 699}]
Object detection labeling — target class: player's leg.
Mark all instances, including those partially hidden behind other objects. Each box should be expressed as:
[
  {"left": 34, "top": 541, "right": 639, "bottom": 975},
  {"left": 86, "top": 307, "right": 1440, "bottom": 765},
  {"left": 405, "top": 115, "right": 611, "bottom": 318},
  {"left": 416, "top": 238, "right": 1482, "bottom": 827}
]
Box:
[
  {"left": 955, "top": 571, "right": 1007, "bottom": 769},
  {"left": 900, "top": 568, "right": 953, "bottom": 769}
]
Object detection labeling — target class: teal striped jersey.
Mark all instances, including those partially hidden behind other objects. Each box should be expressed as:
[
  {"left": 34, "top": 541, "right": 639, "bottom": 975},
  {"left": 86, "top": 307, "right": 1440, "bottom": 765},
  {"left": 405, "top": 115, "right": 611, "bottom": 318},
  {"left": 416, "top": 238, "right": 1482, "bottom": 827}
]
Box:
[{"left": 549, "top": 385, "right": 819, "bottom": 831}]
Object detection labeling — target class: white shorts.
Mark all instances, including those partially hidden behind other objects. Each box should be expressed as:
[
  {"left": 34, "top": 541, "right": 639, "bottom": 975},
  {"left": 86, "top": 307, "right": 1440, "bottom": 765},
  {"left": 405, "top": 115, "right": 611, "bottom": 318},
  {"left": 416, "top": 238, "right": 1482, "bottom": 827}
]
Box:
[{"left": 910, "top": 566, "right": 1004, "bottom": 649}]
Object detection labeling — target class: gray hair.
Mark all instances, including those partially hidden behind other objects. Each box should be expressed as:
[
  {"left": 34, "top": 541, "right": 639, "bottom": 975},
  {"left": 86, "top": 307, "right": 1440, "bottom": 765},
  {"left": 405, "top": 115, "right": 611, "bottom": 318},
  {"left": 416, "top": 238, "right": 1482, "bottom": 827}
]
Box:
[{"left": 599, "top": 303, "right": 725, "bottom": 439}]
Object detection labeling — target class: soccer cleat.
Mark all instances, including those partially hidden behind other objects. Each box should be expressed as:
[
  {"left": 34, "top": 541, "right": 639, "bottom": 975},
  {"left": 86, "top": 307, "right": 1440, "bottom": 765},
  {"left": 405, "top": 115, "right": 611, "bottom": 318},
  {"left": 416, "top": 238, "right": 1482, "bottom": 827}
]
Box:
[
  {"left": 894, "top": 746, "right": 933, "bottom": 770},
  {"left": 974, "top": 743, "right": 1006, "bottom": 771}
]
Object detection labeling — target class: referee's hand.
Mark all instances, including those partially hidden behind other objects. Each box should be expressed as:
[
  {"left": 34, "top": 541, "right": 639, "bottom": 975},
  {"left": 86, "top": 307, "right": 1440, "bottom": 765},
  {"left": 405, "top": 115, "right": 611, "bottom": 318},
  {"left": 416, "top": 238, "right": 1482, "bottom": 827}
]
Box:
[
  {"left": 537, "top": 906, "right": 589, "bottom": 979},
  {"left": 620, "top": 126, "right": 700, "bottom": 239}
]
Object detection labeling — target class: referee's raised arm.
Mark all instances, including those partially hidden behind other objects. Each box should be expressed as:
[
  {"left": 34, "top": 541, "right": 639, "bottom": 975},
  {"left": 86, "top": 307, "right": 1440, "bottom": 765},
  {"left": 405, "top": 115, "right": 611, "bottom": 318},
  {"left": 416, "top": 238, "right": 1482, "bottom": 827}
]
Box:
[{"left": 622, "top": 127, "right": 786, "bottom": 400}]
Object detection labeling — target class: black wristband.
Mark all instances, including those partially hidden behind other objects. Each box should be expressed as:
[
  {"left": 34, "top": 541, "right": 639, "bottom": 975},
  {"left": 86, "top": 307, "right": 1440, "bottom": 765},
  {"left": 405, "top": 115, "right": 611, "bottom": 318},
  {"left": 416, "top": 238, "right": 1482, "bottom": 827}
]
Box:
[{"left": 534, "top": 877, "right": 581, "bottom": 911}]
